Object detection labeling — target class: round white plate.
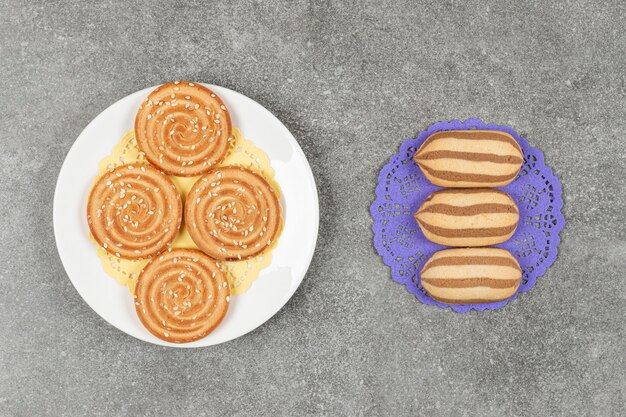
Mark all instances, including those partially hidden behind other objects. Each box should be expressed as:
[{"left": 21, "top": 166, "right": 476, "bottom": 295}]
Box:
[{"left": 54, "top": 84, "right": 319, "bottom": 347}]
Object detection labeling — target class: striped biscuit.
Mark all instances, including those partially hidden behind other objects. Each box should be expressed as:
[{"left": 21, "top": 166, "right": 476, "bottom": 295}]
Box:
[
  {"left": 414, "top": 130, "right": 523, "bottom": 187},
  {"left": 414, "top": 189, "right": 519, "bottom": 247},
  {"left": 420, "top": 248, "right": 522, "bottom": 304}
]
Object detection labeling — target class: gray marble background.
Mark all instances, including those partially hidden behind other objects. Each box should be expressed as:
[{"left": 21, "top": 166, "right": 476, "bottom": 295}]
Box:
[{"left": 1, "top": 1, "right": 625, "bottom": 416}]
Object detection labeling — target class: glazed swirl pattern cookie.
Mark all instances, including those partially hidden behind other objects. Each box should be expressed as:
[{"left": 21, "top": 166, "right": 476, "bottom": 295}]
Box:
[
  {"left": 185, "top": 166, "right": 281, "bottom": 261},
  {"left": 85, "top": 82, "right": 289, "bottom": 342},
  {"left": 87, "top": 164, "right": 182, "bottom": 259},
  {"left": 135, "top": 81, "right": 233, "bottom": 177},
  {"left": 134, "top": 249, "right": 230, "bottom": 343}
]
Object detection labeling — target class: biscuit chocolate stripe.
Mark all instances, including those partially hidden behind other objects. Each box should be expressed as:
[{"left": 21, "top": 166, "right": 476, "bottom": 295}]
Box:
[
  {"left": 419, "top": 165, "right": 518, "bottom": 183},
  {"left": 422, "top": 256, "right": 521, "bottom": 273},
  {"left": 430, "top": 189, "right": 506, "bottom": 195},
  {"left": 418, "top": 203, "right": 517, "bottom": 216},
  {"left": 415, "top": 150, "right": 523, "bottom": 164},
  {"left": 428, "top": 296, "right": 512, "bottom": 304},
  {"left": 421, "top": 277, "right": 520, "bottom": 289},
  {"left": 420, "top": 130, "right": 520, "bottom": 150},
  {"left": 418, "top": 222, "right": 517, "bottom": 238}
]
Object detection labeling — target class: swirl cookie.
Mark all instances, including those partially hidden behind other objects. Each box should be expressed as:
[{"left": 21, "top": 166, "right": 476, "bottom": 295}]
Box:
[
  {"left": 134, "top": 249, "right": 230, "bottom": 343},
  {"left": 135, "top": 81, "right": 233, "bottom": 177},
  {"left": 185, "top": 166, "right": 281, "bottom": 261},
  {"left": 414, "top": 130, "right": 523, "bottom": 187},
  {"left": 421, "top": 248, "right": 522, "bottom": 304},
  {"left": 414, "top": 189, "right": 519, "bottom": 247},
  {"left": 87, "top": 164, "right": 182, "bottom": 259}
]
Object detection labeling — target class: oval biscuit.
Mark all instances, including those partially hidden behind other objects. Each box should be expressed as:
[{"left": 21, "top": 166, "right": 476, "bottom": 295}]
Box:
[
  {"left": 414, "top": 130, "right": 523, "bottom": 187},
  {"left": 414, "top": 189, "right": 519, "bottom": 247},
  {"left": 420, "top": 248, "right": 522, "bottom": 304}
]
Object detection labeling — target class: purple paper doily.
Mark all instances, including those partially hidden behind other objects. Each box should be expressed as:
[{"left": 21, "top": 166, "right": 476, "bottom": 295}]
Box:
[{"left": 370, "top": 119, "right": 565, "bottom": 313}]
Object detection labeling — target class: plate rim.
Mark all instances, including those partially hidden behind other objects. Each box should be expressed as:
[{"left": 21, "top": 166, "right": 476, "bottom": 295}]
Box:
[{"left": 53, "top": 83, "right": 319, "bottom": 347}]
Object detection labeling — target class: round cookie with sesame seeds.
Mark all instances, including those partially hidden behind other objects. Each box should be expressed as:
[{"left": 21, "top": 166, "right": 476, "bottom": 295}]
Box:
[
  {"left": 134, "top": 248, "right": 230, "bottom": 343},
  {"left": 86, "top": 163, "right": 182, "bottom": 260},
  {"left": 185, "top": 166, "right": 282, "bottom": 261},
  {"left": 135, "top": 81, "right": 234, "bottom": 177}
]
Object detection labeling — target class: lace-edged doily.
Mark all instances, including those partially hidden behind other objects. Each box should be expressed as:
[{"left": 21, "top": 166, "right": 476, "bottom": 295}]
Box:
[{"left": 370, "top": 119, "right": 565, "bottom": 312}]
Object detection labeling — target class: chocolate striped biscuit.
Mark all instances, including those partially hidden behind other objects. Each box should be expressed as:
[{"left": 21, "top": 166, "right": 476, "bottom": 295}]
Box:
[
  {"left": 414, "top": 130, "right": 523, "bottom": 187},
  {"left": 420, "top": 248, "right": 522, "bottom": 304},
  {"left": 414, "top": 189, "right": 519, "bottom": 247}
]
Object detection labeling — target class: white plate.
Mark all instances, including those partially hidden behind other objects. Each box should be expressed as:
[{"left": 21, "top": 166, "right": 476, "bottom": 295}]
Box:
[{"left": 53, "top": 84, "right": 319, "bottom": 347}]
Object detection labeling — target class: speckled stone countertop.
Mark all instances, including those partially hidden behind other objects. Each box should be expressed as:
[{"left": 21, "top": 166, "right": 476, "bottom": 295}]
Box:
[{"left": 1, "top": 1, "right": 625, "bottom": 416}]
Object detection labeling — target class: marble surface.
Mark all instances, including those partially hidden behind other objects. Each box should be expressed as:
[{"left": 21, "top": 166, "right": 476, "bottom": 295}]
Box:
[{"left": 0, "top": 1, "right": 625, "bottom": 416}]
